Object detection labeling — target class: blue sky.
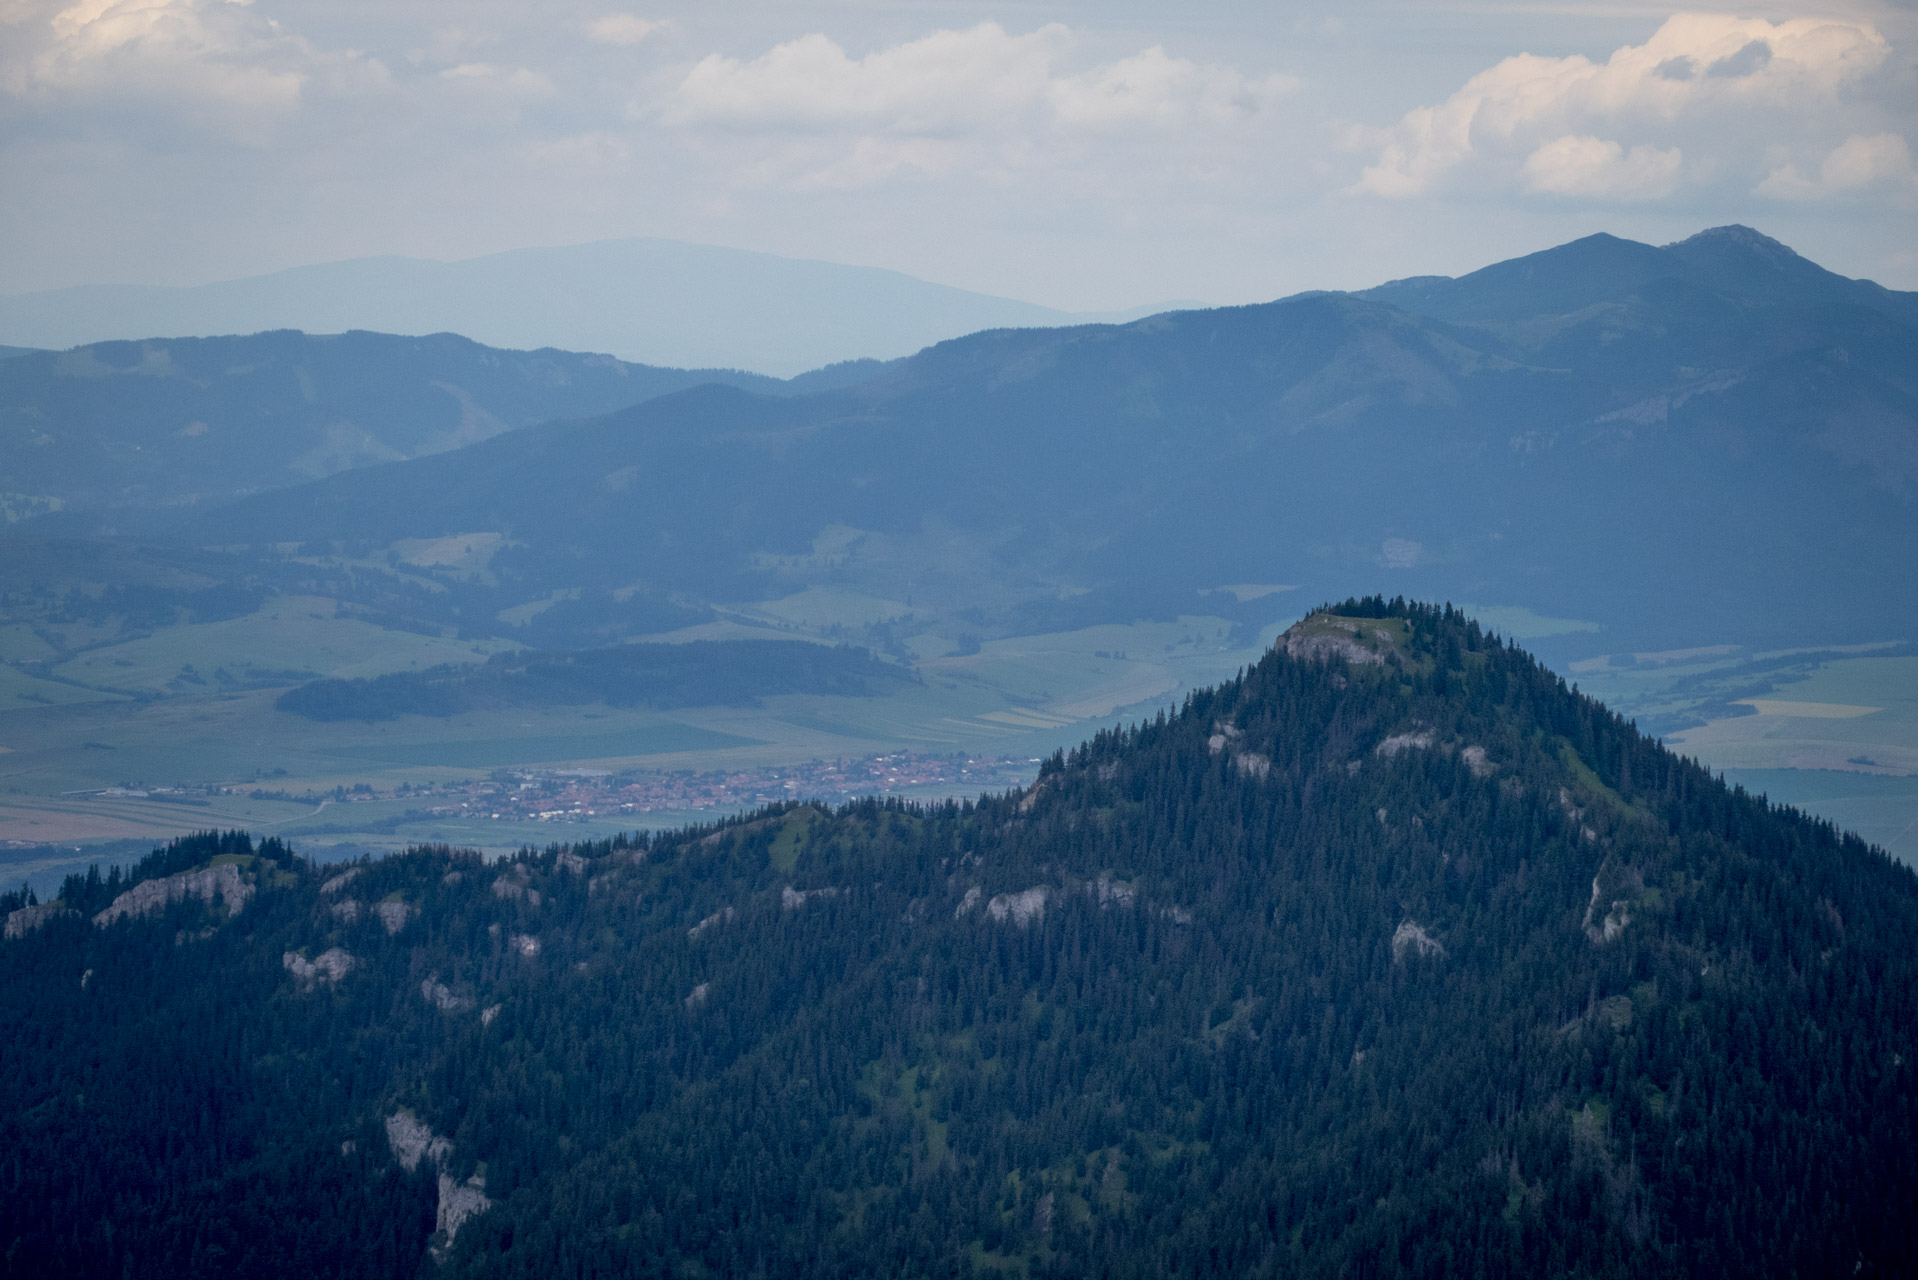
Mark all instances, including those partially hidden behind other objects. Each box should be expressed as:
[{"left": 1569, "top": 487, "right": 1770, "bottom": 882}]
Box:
[{"left": 3, "top": 1, "right": 1914, "bottom": 307}]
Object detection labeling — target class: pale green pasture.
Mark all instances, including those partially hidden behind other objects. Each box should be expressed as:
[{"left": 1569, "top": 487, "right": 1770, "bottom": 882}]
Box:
[
  {"left": 392, "top": 531, "right": 510, "bottom": 580},
  {"left": 51, "top": 597, "right": 510, "bottom": 692},
  {"left": 934, "top": 616, "right": 1256, "bottom": 716},
  {"left": 1567, "top": 644, "right": 1906, "bottom": 731},
  {"left": 632, "top": 619, "right": 828, "bottom": 646},
  {"left": 1770, "top": 655, "right": 1918, "bottom": 720},
  {"left": 741, "top": 587, "right": 916, "bottom": 630},
  {"left": 0, "top": 663, "right": 127, "bottom": 709},
  {"left": 1666, "top": 655, "right": 1918, "bottom": 775},
  {"left": 0, "top": 598, "right": 1299, "bottom": 861},
  {"left": 0, "top": 626, "right": 59, "bottom": 662},
  {"left": 1460, "top": 604, "right": 1600, "bottom": 640}
]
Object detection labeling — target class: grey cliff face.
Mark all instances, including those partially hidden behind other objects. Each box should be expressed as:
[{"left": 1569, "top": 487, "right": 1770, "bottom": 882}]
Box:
[{"left": 92, "top": 864, "right": 253, "bottom": 928}]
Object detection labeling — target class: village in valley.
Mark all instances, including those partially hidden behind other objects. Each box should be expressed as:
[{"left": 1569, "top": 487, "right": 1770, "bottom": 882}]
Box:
[{"left": 251, "top": 751, "right": 1044, "bottom": 826}]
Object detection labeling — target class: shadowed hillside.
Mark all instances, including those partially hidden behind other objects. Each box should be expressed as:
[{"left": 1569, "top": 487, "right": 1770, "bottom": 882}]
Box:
[
  {"left": 0, "top": 330, "right": 802, "bottom": 524},
  {"left": 179, "top": 227, "right": 1918, "bottom": 651},
  {"left": 3, "top": 600, "right": 1913, "bottom": 1277}
]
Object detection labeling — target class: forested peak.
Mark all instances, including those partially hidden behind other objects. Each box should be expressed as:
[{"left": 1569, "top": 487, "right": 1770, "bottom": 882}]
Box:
[
  {"left": 1051, "top": 594, "right": 1912, "bottom": 908},
  {"left": 5, "top": 605, "right": 1916, "bottom": 1278}
]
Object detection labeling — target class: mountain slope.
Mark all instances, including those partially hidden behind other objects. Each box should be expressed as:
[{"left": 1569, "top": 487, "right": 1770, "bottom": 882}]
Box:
[
  {"left": 3, "top": 601, "right": 1913, "bottom": 1277},
  {"left": 1361, "top": 225, "right": 1918, "bottom": 335},
  {"left": 0, "top": 329, "right": 791, "bottom": 522},
  {"left": 180, "top": 228, "right": 1918, "bottom": 651},
  {"left": 0, "top": 239, "right": 1164, "bottom": 377}
]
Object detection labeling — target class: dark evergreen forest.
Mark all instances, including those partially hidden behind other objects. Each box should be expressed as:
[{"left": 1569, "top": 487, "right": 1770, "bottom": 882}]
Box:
[{"left": 4, "top": 600, "right": 1914, "bottom": 1277}]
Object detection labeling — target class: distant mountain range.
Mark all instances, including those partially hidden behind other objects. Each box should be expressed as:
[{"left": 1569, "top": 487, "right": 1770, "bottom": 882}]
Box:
[
  {"left": 168, "top": 226, "right": 1917, "bottom": 652},
  {"left": 0, "top": 239, "right": 1181, "bottom": 377},
  {"left": 0, "top": 330, "right": 891, "bottom": 524}
]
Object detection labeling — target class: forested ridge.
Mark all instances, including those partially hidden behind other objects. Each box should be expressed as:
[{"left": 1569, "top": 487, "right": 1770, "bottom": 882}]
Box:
[{"left": 4, "top": 600, "right": 1914, "bottom": 1278}]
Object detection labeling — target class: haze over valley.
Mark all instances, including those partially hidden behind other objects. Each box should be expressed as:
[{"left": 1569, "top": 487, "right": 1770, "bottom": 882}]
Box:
[
  {"left": 0, "top": 239, "right": 1181, "bottom": 378},
  {"left": 3, "top": 225, "right": 1917, "bottom": 879},
  {"left": 3, "top": 4, "right": 1916, "bottom": 1274}
]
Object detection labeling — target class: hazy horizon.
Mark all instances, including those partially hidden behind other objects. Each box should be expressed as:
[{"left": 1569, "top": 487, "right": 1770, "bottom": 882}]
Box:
[{"left": 3, "top": 2, "right": 1913, "bottom": 314}]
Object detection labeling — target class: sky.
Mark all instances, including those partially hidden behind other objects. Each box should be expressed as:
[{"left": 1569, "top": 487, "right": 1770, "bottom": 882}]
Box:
[{"left": 2, "top": 0, "right": 1915, "bottom": 310}]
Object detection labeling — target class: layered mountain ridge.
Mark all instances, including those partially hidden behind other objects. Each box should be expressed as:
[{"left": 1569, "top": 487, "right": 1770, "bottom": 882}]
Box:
[
  {"left": 171, "top": 226, "right": 1918, "bottom": 651},
  {"left": 3, "top": 601, "right": 1913, "bottom": 1277},
  {"left": 0, "top": 330, "right": 902, "bottom": 525}
]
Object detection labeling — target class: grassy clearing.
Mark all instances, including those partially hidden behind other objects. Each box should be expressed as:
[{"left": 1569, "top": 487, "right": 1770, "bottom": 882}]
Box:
[
  {"left": 766, "top": 808, "right": 820, "bottom": 872},
  {"left": 749, "top": 524, "right": 868, "bottom": 573},
  {"left": 391, "top": 531, "right": 509, "bottom": 580}
]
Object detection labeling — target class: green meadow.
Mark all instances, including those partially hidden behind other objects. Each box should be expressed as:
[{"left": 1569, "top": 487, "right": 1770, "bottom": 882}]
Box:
[
  {"left": 5, "top": 585, "right": 1913, "bottom": 880},
  {"left": 0, "top": 597, "right": 1289, "bottom": 872}
]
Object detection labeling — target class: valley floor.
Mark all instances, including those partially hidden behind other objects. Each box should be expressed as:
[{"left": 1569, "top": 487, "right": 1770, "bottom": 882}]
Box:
[{"left": 5, "top": 601, "right": 1916, "bottom": 892}]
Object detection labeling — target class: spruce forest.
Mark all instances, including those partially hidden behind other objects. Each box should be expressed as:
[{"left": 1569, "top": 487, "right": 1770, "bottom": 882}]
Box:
[{"left": 3, "top": 601, "right": 1914, "bottom": 1278}]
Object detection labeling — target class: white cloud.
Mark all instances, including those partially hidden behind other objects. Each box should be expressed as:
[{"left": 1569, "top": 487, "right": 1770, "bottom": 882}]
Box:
[
  {"left": 439, "top": 62, "right": 554, "bottom": 95},
  {"left": 0, "top": 0, "right": 390, "bottom": 129},
  {"left": 587, "top": 14, "right": 661, "bottom": 48},
  {"left": 9, "top": 0, "right": 305, "bottom": 107},
  {"left": 1050, "top": 46, "right": 1295, "bottom": 130},
  {"left": 407, "top": 27, "right": 497, "bottom": 68},
  {"left": 669, "top": 24, "right": 1068, "bottom": 132},
  {"left": 1822, "top": 132, "right": 1914, "bottom": 191},
  {"left": 1521, "top": 135, "right": 1681, "bottom": 201},
  {"left": 662, "top": 22, "right": 1292, "bottom": 184},
  {"left": 1354, "top": 13, "right": 1891, "bottom": 202},
  {"left": 1759, "top": 132, "right": 1917, "bottom": 202}
]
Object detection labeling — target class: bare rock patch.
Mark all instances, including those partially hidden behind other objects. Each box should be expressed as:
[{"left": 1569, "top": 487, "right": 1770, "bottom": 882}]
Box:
[
  {"left": 320, "top": 867, "right": 362, "bottom": 895},
  {"left": 375, "top": 901, "right": 416, "bottom": 935},
  {"left": 94, "top": 864, "right": 252, "bottom": 928},
  {"left": 284, "top": 947, "right": 355, "bottom": 987},
  {"left": 385, "top": 1111, "right": 451, "bottom": 1173},
  {"left": 421, "top": 976, "right": 473, "bottom": 1013},
  {"left": 688, "top": 906, "right": 734, "bottom": 938},
  {"left": 986, "top": 885, "right": 1050, "bottom": 927},
  {"left": 5, "top": 903, "right": 75, "bottom": 939},
  {"left": 1392, "top": 920, "right": 1446, "bottom": 961}
]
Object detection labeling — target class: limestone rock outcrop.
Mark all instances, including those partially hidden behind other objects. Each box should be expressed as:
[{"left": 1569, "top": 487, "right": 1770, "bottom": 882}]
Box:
[
  {"left": 93, "top": 864, "right": 252, "bottom": 927},
  {"left": 5, "top": 903, "right": 75, "bottom": 939}
]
